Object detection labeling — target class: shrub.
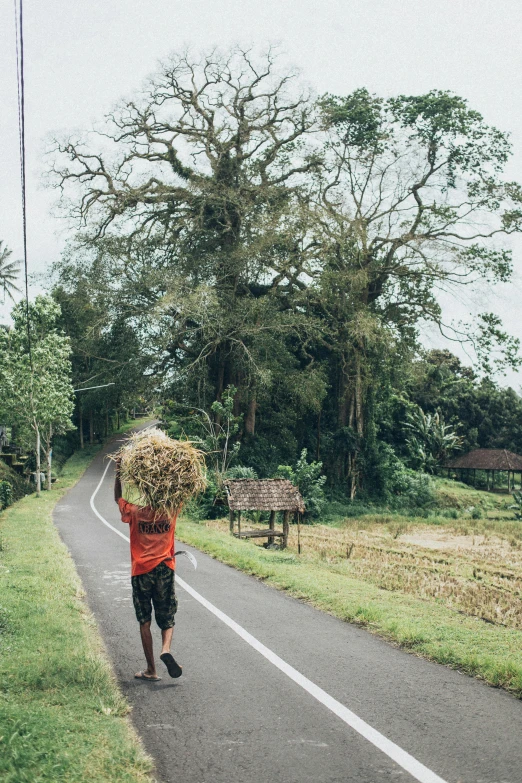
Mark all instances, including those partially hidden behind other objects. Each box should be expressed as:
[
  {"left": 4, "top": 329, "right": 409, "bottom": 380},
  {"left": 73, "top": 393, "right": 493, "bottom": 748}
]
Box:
[
  {"left": 226, "top": 466, "right": 258, "bottom": 480},
  {"left": 189, "top": 465, "right": 259, "bottom": 520},
  {"left": 0, "top": 481, "right": 13, "bottom": 510},
  {"left": 471, "top": 507, "right": 483, "bottom": 520},
  {"left": 0, "top": 461, "right": 29, "bottom": 504},
  {"left": 510, "top": 491, "right": 522, "bottom": 521},
  {"left": 361, "top": 441, "right": 435, "bottom": 509},
  {"left": 443, "top": 508, "right": 460, "bottom": 519},
  {"left": 391, "top": 470, "right": 436, "bottom": 510},
  {"left": 322, "top": 500, "right": 375, "bottom": 520},
  {"left": 275, "top": 449, "right": 326, "bottom": 520},
  {"left": 188, "top": 470, "right": 225, "bottom": 520}
]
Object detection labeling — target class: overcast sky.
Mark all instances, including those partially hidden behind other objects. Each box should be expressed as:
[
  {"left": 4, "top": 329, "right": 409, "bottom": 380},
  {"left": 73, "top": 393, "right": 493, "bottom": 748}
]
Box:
[{"left": 1, "top": 0, "right": 522, "bottom": 385}]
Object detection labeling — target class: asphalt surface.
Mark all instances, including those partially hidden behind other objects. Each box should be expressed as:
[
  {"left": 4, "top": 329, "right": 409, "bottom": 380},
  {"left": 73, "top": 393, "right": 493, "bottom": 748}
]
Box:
[{"left": 53, "top": 430, "right": 522, "bottom": 783}]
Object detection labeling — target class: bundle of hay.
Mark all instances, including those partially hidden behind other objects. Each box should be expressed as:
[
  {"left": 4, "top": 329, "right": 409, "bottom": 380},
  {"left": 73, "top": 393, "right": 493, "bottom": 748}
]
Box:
[{"left": 112, "top": 429, "right": 207, "bottom": 516}]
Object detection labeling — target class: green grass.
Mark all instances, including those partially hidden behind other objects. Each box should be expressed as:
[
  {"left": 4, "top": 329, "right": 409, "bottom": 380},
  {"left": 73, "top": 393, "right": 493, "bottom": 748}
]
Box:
[
  {"left": 433, "top": 477, "right": 512, "bottom": 512},
  {"left": 321, "top": 477, "right": 518, "bottom": 534},
  {"left": 177, "top": 517, "right": 522, "bottom": 698},
  {"left": 0, "top": 418, "right": 155, "bottom": 783}
]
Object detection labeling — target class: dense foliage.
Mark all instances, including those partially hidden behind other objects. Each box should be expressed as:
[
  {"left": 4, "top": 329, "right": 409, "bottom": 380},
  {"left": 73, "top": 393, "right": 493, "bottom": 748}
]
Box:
[
  {"left": 44, "top": 47, "right": 522, "bottom": 505},
  {"left": 0, "top": 296, "right": 75, "bottom": 493}
]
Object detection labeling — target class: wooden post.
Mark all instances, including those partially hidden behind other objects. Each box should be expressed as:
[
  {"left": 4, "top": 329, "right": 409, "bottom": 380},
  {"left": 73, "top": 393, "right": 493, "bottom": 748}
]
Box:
[
  {"left": 297, "top": 513, "right": 301, "bottom": 555},
  {"left": 229, "top": 509, "right": 235, "bottom": 535},
  {"left": 269, "top": 510, "right": 276, "bottom": 533},
  {"left": 237, "top": 511, "right": 241, "bottom": 539},
  {"left": 282, "top": 510, "right": 290, "bottom": 550}
]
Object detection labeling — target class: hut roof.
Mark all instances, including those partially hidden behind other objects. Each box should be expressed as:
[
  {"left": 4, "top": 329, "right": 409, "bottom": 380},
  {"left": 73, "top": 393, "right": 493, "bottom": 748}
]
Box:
[
  {"left": 446, "top": 449, "right": 522, "bottom": 471},
  {"left": 224, "top": 479, "right": 305, "bottom": 512}
]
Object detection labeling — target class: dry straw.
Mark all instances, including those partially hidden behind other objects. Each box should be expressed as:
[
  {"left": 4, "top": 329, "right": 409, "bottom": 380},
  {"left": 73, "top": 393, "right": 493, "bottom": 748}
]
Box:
[{"left": 112, "top": 429, "right": 207, "bottom": 516}]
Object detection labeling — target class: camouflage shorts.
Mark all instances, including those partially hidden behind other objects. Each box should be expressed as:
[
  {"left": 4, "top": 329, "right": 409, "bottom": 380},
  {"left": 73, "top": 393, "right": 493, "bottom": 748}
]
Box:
[{"left": 131, "top": 561, "right": 177, "bottom": 630}]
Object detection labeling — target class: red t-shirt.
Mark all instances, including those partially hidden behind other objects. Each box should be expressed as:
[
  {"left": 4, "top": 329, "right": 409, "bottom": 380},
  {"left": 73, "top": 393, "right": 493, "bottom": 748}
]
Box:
[{"left": 118, "top": 498, "right": 178, "bottom": 576}]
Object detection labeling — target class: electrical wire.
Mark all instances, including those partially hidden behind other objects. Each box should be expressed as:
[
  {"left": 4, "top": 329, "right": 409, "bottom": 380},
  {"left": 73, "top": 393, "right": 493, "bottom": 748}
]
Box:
[
  {"left": 13, "top": 0, "right": 33, "bottom": 368},
  {"left": 73, "top": 383, "right": 116, "bottom": 393}
]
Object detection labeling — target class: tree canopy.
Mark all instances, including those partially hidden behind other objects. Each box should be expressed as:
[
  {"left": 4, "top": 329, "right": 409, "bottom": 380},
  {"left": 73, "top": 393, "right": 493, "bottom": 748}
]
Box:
[
  {"left": 0, "top": 296, "right": 74, "bottom": 493},
  {"left": 47, "top": 46, "right": 522, "bottom": 498}
]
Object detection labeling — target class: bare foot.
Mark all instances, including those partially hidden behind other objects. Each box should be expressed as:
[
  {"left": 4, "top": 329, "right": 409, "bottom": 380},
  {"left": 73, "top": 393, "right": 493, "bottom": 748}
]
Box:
[{"left": 135, "top": 669, "right": 161, "bottom": 681}]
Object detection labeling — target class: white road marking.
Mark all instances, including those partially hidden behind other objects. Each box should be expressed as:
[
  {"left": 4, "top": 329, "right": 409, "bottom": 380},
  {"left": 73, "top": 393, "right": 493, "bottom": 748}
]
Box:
[{"left": 89, "top": 457, "right": 448, "bottom": 783}]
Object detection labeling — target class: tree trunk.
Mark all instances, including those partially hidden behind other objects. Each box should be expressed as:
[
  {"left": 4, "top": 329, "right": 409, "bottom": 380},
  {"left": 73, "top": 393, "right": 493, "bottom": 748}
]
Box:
[
  {"left": 47, "top": 424, "right": 53, "bottom": 491},
  {"left": 348, "top": 395, "right": 355, "bottom": 429},
  {"left": 105, "top": 402, "right": 109, "bottom": 437},
  {"left": 89, "top": 410, "right": 94, "bottom": 445},
  {"left": 79, "top": 404, "right": 84, "bottom": 449},
  {"left": 215, "top": 348, "right": 226, "bottom": 402},
  {"left": 245, "top": 395, "right": 257, "bottom": 436},
  {"left": 316, "top": 409, "right": 322, "bottom": 461},
  {"left": 116, "top": 408, "right": 120, "bottom": 430},
  {"left": 348, "top": 453, "right": 357, "bottom": 500},
  {"left": 35, "top": 426, "right": 41, "bottom": 497},
  {"left": 338, "top": 364, "right": 349, "bottom": 427},
  {"left": 354, "top": 357, "right": 364, "bottom": 437}
]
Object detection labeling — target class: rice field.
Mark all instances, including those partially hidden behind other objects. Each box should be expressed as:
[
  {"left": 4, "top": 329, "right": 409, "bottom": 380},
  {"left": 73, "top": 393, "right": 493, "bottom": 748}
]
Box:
[{"left": 204, "top": 513, "right": 522, "bottom": 631}]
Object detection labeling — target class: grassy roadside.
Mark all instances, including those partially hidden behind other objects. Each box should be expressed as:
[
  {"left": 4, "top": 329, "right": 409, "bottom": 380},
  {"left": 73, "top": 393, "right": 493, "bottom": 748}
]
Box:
[
  {"left": 177, "top": 517, "right": 522, "bottom": 698},
  {"left": 0, "top": 418, "right": 155, "bottom": 783}
]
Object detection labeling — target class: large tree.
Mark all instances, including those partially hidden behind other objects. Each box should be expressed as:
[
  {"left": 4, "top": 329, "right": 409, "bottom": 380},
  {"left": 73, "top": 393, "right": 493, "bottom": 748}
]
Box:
[
  {"left": 305, "top": 89, "right": 522, "bottom": 488},
  {"left": 50, "top": 47, "right": 323, "bottom": 431},
  {"left": 49, "top": 50, "right": 522, "bottom": 495},
  {"left": 0, "top": 297, "right": 74, "bottom": 493}
]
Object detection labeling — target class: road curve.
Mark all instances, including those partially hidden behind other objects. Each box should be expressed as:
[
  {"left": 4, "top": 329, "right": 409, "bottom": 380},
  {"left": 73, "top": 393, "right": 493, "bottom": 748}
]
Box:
[{"left": 54, "top": 431, "right": 522, "bottom": 783}]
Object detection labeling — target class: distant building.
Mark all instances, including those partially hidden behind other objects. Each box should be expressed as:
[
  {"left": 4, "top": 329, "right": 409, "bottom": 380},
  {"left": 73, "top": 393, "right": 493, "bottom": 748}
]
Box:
[{"left": 446, "top": 449, "right": 522, "bottom": 490}]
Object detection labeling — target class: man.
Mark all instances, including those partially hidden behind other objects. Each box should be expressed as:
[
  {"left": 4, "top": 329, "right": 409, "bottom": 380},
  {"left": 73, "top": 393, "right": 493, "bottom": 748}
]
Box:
[{"left": 114, "top": 459, "right": 182, "bottom": 681}]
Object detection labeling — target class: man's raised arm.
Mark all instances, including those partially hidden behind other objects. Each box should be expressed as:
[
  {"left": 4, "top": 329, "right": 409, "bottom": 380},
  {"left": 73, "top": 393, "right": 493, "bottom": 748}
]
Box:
[{"left": 114, "top": 459, "right": 123, "bottom": 503}]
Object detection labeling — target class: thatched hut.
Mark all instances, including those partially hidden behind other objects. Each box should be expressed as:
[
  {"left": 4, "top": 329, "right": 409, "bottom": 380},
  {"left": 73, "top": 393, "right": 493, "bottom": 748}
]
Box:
[
  {"left": 445, "top": 449, "right": 522, "bottom": 491},
  {"left": 224, "top": 479, "right": 305, "bottom": 549}
]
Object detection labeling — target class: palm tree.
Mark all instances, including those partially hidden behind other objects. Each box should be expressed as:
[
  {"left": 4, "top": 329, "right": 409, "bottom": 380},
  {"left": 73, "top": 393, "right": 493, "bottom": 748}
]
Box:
[{"left": 0, "top": 242, "right": 21, "bottom": 301}]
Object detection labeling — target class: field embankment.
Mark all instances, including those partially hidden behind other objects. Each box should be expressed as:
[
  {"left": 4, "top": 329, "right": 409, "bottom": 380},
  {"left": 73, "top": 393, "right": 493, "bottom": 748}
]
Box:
[
  {"left": 0, "top": 420, "right": 154, "bottom": 783},
  {"left": 178, "top": 487, "right": 522, "bottom": 698}
]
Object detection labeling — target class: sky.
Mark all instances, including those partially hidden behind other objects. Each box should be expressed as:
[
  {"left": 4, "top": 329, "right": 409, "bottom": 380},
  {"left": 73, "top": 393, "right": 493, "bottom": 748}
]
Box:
[{"left": 1, "top": 0, "right": 522, "bottom": 385}]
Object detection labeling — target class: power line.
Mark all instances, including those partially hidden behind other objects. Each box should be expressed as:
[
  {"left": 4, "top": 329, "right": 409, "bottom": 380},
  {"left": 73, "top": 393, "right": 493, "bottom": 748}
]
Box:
[
  {"left": 73, "top": 383, "right": 116, "bottom": 393},
  {"left": 13, "top": 0, "right": 33, "bottom": 368}
]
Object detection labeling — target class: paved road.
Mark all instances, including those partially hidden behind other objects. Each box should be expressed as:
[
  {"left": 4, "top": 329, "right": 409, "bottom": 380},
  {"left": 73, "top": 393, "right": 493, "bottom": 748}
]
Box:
[{"left": 54, "top": 431, "right": 522, "bottom": 783}]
